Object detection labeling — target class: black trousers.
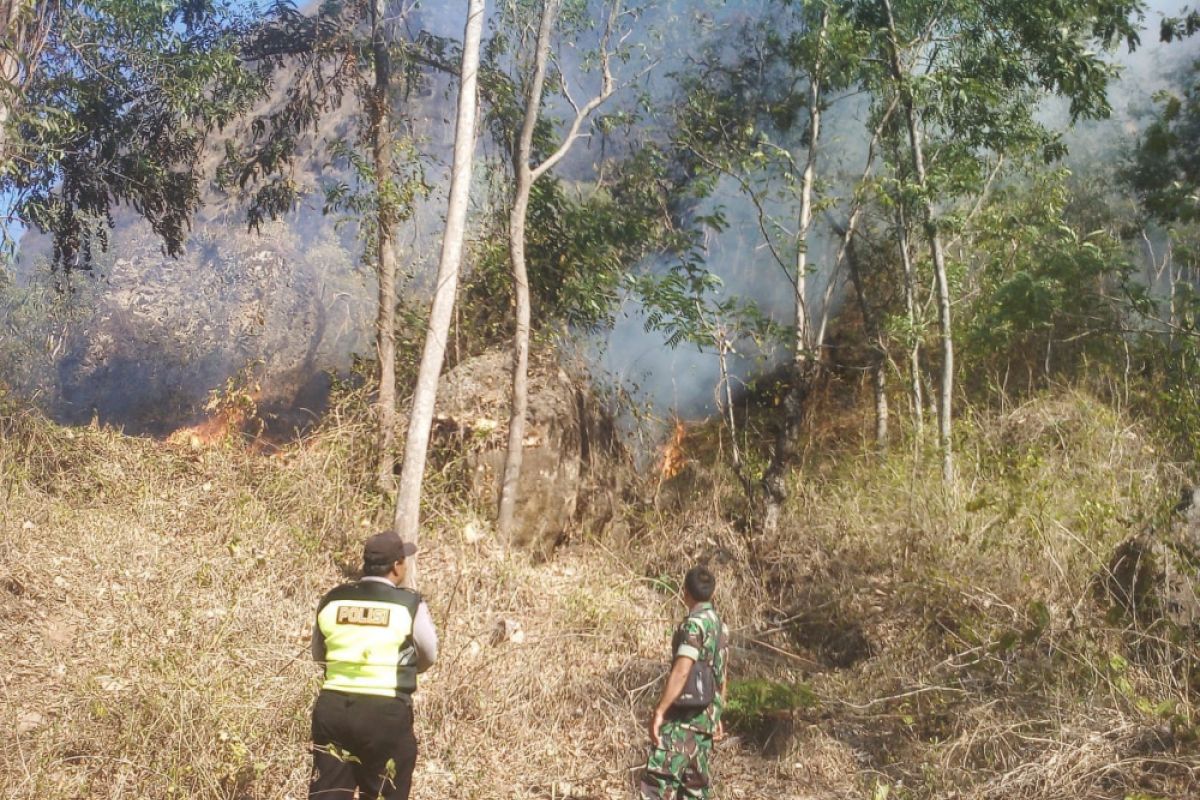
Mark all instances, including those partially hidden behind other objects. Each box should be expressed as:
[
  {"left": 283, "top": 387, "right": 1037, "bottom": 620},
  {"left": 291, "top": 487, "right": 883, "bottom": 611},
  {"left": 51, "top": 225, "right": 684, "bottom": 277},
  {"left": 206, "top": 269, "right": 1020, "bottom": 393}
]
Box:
[{"left": 309, "top": 690, "right": 418, "bottom": 800}]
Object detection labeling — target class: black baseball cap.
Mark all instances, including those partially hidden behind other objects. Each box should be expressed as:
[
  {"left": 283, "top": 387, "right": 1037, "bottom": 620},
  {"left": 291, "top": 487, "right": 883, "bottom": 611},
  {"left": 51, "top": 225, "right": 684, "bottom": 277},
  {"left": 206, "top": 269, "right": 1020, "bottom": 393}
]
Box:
[{"left": 362, "top": 531, "right": 417, "bottom": 565}]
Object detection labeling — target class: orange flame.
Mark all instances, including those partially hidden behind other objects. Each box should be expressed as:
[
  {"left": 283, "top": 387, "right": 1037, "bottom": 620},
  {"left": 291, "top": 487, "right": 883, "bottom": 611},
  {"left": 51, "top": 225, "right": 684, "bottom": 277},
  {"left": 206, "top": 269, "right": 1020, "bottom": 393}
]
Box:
[
  {"left": 166, "top": 391, "right": 259, "bottom": 450},
  {"left": 660, "top": 419, "right": 688, "bottom": 480}
]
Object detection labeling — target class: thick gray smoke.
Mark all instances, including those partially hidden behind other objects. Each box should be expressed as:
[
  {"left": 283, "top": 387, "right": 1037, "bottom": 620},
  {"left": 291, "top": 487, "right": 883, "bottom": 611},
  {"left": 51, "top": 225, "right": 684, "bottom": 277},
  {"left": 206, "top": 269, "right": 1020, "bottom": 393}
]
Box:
[
  {"left": 594, "top": 0, "right": 1200, "bottom": 424},
  {"left": 587, "top": 0, "right": 873, "bottom": 422},
  {"left": 1, "top": 3, "right": 461, "bottom": 436},
  {"left": 1, "top": 0, "right": 1193, "bottom": 437},
  {"left": 592, "top": 172, "right": 848, "bottom": 421},
  {"left": 6, "top": 208, "right": 376, "bottom": 435}
]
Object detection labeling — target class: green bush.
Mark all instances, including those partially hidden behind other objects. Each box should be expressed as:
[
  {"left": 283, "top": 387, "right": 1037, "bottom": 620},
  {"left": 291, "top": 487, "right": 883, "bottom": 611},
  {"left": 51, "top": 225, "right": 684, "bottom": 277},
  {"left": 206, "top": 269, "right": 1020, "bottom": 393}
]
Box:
[{"left": 723, "top": 678, "right": 816, "bottom": 731}]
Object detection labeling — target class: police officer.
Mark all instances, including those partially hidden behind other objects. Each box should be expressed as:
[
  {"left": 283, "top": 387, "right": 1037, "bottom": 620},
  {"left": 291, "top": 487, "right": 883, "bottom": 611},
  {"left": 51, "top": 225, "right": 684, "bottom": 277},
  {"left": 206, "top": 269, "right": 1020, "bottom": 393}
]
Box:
[
  {"left": 309, "top": 531, "right": 438, "bottom": 800},
  {"left": 640, "top": 565, "right": 729, "bottom": 800}
]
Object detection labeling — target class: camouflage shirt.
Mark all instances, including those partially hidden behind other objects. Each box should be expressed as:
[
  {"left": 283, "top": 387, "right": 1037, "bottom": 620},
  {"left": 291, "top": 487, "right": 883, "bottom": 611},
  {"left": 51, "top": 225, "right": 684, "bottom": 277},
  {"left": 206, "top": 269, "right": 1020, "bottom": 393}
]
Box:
[{"left": 667, "top": 602, "right": 729, "bottom": 735}]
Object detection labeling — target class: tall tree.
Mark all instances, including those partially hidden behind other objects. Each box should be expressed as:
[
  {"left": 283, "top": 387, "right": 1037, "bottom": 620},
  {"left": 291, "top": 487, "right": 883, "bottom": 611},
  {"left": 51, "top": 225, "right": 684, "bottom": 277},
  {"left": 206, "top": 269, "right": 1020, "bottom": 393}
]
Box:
[
  {"left": 861, "top": 0, "right": 1144, "bottom": 483},
  {"left": 614, "top": 1, "right": 932, "bottom": 530},
  {"left": 495, "top": 0, "right": 621, "bottom": 541},
  {"left": 653, "top": 1, "right": 884, "bottom": 530},
  {"left": 369, "top": 0, "right": 398, "bottom": 491},
  {"left": 1125, "top": 13, "right": 1200, "bottom": 460},
  {"left": 881, "top": 0, "right": 954, "bottom": 481},
  {"left": 225, "top": 0, "right": 435, "bottom": 490},
  {"left": 759, "top": 4, "right": 832, "bottom": 534},
  {"left": 894, "top": 193, "right": 923, "bottom": 436},
  {"left": 393, "top": 0, "right": 486, "bottom": 583}
]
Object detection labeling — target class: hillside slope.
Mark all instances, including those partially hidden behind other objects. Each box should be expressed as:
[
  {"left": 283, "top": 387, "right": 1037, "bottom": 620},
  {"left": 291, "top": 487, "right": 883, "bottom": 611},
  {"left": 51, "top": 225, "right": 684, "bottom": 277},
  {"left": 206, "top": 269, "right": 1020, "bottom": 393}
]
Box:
[{"left": 1, "top": 387, "right": 1197, "bottom": 799}]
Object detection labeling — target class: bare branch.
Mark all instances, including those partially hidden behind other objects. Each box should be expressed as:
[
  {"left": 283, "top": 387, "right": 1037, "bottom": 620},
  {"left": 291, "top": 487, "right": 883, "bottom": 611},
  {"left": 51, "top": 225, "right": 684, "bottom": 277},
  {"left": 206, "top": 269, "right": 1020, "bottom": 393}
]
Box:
[
  {"left": 530, "top": 0, "right": 622, "bottom": 182},
  {"left": 813, "top": 92, "right": 901, "bottom": 352}
]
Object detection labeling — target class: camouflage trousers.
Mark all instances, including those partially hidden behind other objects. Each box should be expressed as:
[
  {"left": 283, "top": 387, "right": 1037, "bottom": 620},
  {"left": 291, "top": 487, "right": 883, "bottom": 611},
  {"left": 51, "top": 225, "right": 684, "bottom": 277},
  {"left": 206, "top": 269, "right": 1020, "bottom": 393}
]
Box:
[{"left": 638, "top": 721, "right": 713, "bottom": 800}]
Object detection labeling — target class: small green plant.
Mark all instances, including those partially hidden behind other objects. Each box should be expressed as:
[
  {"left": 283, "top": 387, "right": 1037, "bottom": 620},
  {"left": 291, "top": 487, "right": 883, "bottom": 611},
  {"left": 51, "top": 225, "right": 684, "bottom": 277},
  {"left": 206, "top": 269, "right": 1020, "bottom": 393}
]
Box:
[
  {"left": 650, "top": 574, "right": 679, "bottom": 596},
  {"left": 723, "top": 678, "right": 816, "bottom": 731},
  {"left": 562, "top": 588, "right": 606, "bottom": 633}
]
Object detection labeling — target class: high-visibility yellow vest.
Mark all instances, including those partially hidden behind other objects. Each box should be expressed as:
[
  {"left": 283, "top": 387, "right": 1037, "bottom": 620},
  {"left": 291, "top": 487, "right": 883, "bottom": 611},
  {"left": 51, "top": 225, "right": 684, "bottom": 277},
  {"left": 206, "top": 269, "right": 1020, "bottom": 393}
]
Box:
[{"left": 316, "top": 580, "right": 421, "bottom": 697}]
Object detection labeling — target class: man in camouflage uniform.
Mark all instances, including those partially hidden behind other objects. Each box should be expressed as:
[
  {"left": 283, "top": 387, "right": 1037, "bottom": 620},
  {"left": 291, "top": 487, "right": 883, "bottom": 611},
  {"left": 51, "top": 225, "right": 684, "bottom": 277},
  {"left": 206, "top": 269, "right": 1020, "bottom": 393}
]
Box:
[{"left": 640, "top": 565, "right": 729, "bottom": 799}]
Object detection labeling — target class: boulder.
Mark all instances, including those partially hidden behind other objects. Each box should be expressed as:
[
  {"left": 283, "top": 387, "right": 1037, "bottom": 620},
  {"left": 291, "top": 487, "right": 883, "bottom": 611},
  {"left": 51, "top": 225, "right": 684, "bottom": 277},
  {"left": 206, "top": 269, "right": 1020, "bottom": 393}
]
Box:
[{"left": 431, "top": 349, "right": 624, "bottom": 554}]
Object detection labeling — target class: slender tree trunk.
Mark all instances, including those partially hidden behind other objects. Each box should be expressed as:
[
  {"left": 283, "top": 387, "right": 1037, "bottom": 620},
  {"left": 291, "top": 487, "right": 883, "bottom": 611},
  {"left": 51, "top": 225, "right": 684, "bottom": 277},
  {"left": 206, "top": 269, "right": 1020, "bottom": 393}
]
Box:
[
  {"left": 845, "top": 230, "right": 888, "bottom": 453},
  {"left": 923, "top": 134, "right": 954, "bottom": 482},
  {"left": 497, "top": 0, "right": 618, "bottom": 539},
  {"left": 1168, "top": 250, "right": 1178, "bottom": 338},
  {"left": 791, "top": 12, "right": 826, "bottom": 369},
  {"left": 393, "top": 0, "right": 485, "bottom": 584},
  {"left": 898, "top": 203, "right": 923, "bottom": 437},
  {"left": 497, "top": 188, "right": 533, "bottom": 544},
  {"left": 0, "top": 0, "right": 29, "bottom": 162},
  {"left": 874, "top": 357, "right": 889, "bottom": 449},
  {"left": 763, "top": 8, "right": 828, "bottom": 535},
  {"left": 760, "top": 58, "right": 899, "bottom": 529},
  {"left": 885, "top": 0, "right": 953, "bottom": 483},
  {"left": 497, "top": 0, "right": 561, "bottom": 542},
  {"left": 371, "top": 0, "right": 397, "bottom": 492}
]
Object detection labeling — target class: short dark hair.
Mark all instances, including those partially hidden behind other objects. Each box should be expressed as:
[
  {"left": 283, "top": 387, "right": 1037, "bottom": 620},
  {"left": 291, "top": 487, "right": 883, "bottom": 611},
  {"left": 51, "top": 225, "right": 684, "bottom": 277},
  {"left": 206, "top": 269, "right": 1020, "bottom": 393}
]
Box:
[
  {"left": 360, "top": 531, "right": 414, "bottom": 577},
  {"left": 362, "top": 560, "right": 394, "bottom": 577},
  {"left": 684, "top": 565, "right": 716, "bottom": 602}
]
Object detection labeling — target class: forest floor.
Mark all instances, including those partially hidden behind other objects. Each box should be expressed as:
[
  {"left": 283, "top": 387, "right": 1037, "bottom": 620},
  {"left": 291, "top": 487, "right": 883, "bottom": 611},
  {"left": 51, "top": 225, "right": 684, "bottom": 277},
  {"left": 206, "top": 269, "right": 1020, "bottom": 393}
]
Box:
[{"left": 1, "top": 387, "right": 1197, "bottom": 799}]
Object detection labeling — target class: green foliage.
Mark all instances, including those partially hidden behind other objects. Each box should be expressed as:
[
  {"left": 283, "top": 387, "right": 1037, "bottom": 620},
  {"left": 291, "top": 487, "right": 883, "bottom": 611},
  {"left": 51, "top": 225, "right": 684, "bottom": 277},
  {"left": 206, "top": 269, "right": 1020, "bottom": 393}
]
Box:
[
  {"left": 723, "top": 677, "right": 816, "bottom": 731},
  {"left": 1128, "top": 279, "right": 1200, "bottom": 462},
  {"left": 866, "top": 0, "right": 1145, "bottom": 215},
  {"left": 961, "top": 169, "right": 1134, "bottom": 393},
  {"left": 321, "top": 134, "right": 431, "bottom": 273},
  {"left": 649, "top": 573, "right": 680, "bottom": 595},
  {"left": 464, "top": 170, "right": 665, "bottom": 341},
  {"left": 1123, "top": 46, "right": 1200, "bottom": 462},
  {"left": 216, "top": 0, "right": 366, "bottom": 225},
  {"left": 635, "top": 254, "right": 786, "bottom": 356},
  {"left": 1127, "top": 62, "right": 1200, "bottom": 225},
  {"left": 661, "top": 0, "right": 874, "bottom": 316},
  {"left": 863, "top": 0, "right": 1142, "bottom": 121},
  {"left": 5, "top": 0, "right": 268, "bottom": 269},
  {"left": 217, "top": 0, "right": 455, "bottom": 232},
  {"left": 1160, "top": 6, "right": 1200, "bottom": 42},
  {"left": 462, "top": 0, "right": 658, "bottom": 346}
]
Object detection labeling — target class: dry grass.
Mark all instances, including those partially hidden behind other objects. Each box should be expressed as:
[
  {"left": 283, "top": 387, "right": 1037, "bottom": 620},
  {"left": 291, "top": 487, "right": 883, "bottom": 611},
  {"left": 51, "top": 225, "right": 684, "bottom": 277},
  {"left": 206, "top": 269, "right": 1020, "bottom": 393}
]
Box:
[
  {"left": 641, "top": 387, "right": 1198, "bottom": 799},
  {"left": 1, "top": 386, "right": 1197, "bottom": 799},
  {"left": 0, "top": 397, "right": 820, "bottom": 799}
]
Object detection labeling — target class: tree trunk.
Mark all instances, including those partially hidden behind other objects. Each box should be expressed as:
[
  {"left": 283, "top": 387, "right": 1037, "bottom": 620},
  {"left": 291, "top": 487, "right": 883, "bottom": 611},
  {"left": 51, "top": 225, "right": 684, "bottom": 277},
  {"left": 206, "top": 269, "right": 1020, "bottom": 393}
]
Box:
[
  {"left": 1168, "top": 250, "right": 1178, "bottom": 337},
  {"left": 497, "top": 0, "right": 561, "bottom": 543},
  {"left": 874, "top": 358, "right": 889, "bottom": 449},
  {"left": 884, "top": 0, "right": 953, "bottom": 483},
  {"left": 496, "top": 0, "right": 618, "bottom": 540},
  {"left": 897, "top": 203, "right": 923, "bottom": 437},
  {"left": 0, "top": 0, "right": 29, "bottom": 162},
  {"left": 371, "top": 0, "right": 397, "bottom": 493},
  {"left": 762, "top": 8, "right": 828, "bottom": 535},
  {"left": 790, "top": 11, "right": 826, "bottom": 373},
  {"left": 923, "top": 132, "right": 954, "bottom": 483},
  {"left": 392, "top": 0, "right": 485, "bottom": 585},
  {"left": 845, "top": 228, "right": 888, "bottom": 454}
]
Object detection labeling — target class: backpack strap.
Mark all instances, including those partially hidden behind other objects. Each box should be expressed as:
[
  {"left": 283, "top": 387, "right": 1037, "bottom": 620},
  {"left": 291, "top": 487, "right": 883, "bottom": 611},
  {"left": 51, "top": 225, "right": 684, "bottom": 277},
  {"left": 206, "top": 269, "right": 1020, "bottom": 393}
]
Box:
[{"left": 686, "top": 606, "right": 719, "bottom": 666}]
